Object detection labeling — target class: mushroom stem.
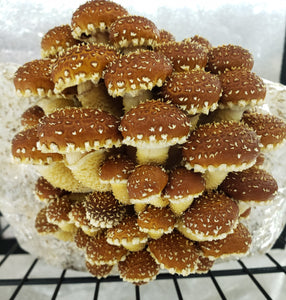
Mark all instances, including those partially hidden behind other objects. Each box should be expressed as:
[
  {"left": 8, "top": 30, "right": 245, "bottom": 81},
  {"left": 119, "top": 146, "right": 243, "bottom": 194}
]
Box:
[
  {"left": 111, "top": 182, "right": 130, "bottom": 205},
  {"left": 169, "top": 197, "right": 195, "bottom": 216},
  {"left": 213, "top": 107, "right": 246, "bottom": 122},
  {"left": 203, "top": 169, "right": 229, "bottom": 190},
  {"left": 136, "top": 146, "right": 170, "bottom": 165},
  {"left": 122, "top": 90, "right": 153, "bottom": 112}
]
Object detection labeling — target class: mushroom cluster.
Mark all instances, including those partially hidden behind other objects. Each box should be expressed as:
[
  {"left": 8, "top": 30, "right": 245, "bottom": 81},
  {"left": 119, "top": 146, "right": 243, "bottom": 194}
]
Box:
[{"left": 11, "top": 0, "right": 286, "bottom": 285}]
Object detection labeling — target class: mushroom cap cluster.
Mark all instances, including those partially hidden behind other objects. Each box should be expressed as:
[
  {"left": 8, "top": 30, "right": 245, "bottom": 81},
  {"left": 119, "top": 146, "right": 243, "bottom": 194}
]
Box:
[{"left": 10, "top": 0, "right": 286, "bottom": 286}]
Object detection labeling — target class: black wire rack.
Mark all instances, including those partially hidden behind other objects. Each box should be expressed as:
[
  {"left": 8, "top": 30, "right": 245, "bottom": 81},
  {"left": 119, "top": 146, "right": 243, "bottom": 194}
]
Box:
[{"left": 0, "top": 211, "right": 286, "bottom": 300}]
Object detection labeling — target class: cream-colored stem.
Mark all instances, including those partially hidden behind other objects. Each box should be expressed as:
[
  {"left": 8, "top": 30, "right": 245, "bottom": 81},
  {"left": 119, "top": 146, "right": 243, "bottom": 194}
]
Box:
[
  {"left": 65, "top": 152, "right": 86, "bottom": 165},
  {"left": 203, "top": 169, "right": 229, "bottom": 190},
  {"left": 111, "top": 182, "right": 130, "bottom": 205},
  {"left": 214, "top": 107, "right": 245, "bottom": 122},
  {"left": 123, "top": 90, "right": 153, "bottom": 112},
  {"left": 136, "top": 146, "right": 170, "bottom": 165}
]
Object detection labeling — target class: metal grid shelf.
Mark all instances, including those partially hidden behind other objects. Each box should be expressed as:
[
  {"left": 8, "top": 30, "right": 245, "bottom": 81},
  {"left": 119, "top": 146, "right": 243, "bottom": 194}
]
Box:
[{"left": 1, "top": 213, "right": 286, "bottom": 300}]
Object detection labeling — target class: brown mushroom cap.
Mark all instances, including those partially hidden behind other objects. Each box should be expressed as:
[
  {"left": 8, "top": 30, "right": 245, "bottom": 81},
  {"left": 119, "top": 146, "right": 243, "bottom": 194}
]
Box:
[
  {"left": 219, "top": 167, "right": 278, "bottom": 204},
  {"left": 199, "top": 223, "right": 252, "bottom": 260},
  {"left": 14, "top": 58, "right": 55, "bottom": 97},
  {"left": 41, "top": 24, "right": 79, "bottom": 58},
  {"left": 127, "top": 164, "right": 168, "bottom": 204},
  {"left": 35, "top": 207, "right": 60, "bottom": 235},
  {"left": 118, "top": 249, "right": 160, "bottom": 285},
  {"left": 161, "top": 69, "right": 222, "bottom": 115},
  {"left": 182, "top": 121, "right": 260, "bottom": 173},
  {"left": 99, "top": 153, "right": 135, "bottom": 183},
  {"left": 104, "top": 50, "right": 173, "bottom": 98},
  {"left": 137, "top": 206, "right": 176, "bottom": 238},
  {"left": 11, "top": 127, "right": 63, "bottom": 164},
  {"left": 147, "top": 230, "right": 200, "bottom": 275},
  {"left": 188, "top": 35, "right": 212, "bottom": 50},
  {"left": 106, "top": 214, "right": 148, "bottom": 251},
  {"left": 120, "top": 100, "right": 191, "bottom": 148},
  {"left": 219, "top": 69, "right": 266, "bottom": 109},
  {"left": 74, "top": 228, "right": 93, "bottom": 250},
  {"left": 159, "top": 29, "right": 176, "bottom": 44},
  {"left": 86, "top": 260, "right": 113, "bottom": 278},
  {"left": 195, "top": 255, "right": 215, "bottom": 274},
  {"left": 51, "top": 43, "right": 119, "bottom": 94},
  {"left": 242, "top": 111, "right": 286, "bottom": 150},
  {"left": 85, "top": 231, "right": 128, "bottom": 266},
  {"left": 35, "top": 176, "right": 70, "bottom": 202},
  {"left": 109, "top": 15, "right": 160, "bottom": 49},
  {"left": 37, "top": 107, "right": 122, "bottom": 153},
  {"left": 155, "top": 39, "right": 208, "bottom": 72},
  {"left": 206, "top": 44, "right": 254, "bottom": 74},
  {"left": 85, "top": 191, "right": 126, "bottom": 228},
  {"left": 71, "top": 0, "right": 128, "bottom": 40},
  {"left": 20, "top": 105, "right": 45, "bottom": 129},
  {"left": 178, "top": 191, "right": 239, "bottom": 241}
]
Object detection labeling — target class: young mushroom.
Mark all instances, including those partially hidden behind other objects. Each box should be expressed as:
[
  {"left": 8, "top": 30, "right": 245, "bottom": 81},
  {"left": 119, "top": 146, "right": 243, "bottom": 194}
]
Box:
[
  {"left": 119, "top": 100, "right": 191, "bottom": 164},
  {"left": 20, "top": 105, "right": 45, "bottom": 130},
  {"left": 104, "top": 50, "right": 173, "bottom": 112},
  {"left": 71, "top": 0, "right": 129, "bottom": 44},
  {"left": 182, "top": 120, "right": 261, "bottom": 190}
]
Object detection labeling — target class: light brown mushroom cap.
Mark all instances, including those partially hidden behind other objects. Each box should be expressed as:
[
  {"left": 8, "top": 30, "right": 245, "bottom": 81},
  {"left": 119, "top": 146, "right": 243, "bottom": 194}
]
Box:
[
  {"left": 242, "top": 111, "right": 286, "bottom": 151},
  {"left": 37, "top": 107, "right": 122, "bottom": 154},
  {"left": 118, "top": 249, "right": 160, "bottom": 285},
  {"left": 104, "top": 50, "right": 173, "bottom": 98},
  {"left": 85, "top": 230, "right": 128, "bottom": 266},
  {"left": 219, "top": 167, "right": 278, "bottom": 205},
  {"left": 206, "top": 44, "right": 254, "bottom": 74},
  {"left": 20, "top": 105, "right": 45, "bottom": 129},
  {"left": 11, "top": 127, "right": 63, "bottom": 164},
  {"left": 86, "top": 260, "right": 113, "bottom": 278},
  {"left": 71, "top": 0, "right": 128, "bottom": 40},
  {"left": 161, "top": 69, "right": 222, "bottom": 115},
  {"left": 69, "top": 200, "right": 100, "bottom": 235},
  {"left": 14, "top": 58, "right": 55, "bottom": 97},
  {"left": 219, "top": 69, "right": 266, "bottom": 109},
  {"left": 195, "top": 255, "right": 215, "bottom": 274},
  {"left": 51, "top": 43, "right": 119, "bottom": 94},
  {"left": 45, "top": 195, "right": 75, "bottom": 232},
  {"left": 188, "top": 35, "right": 212, "bottom": 50},
  {"left": 127, "top": 165, "right": 168, "bottom": 206},
  {"left": 41, "top": 24, "right": 79, "bottom": 58},
  {"left": 85, "top": 191, "right": 126, "bottom": 228},
  {"left": 177, "top": 191, "right": 239, "bottom": 241},
  {"left": 35, "top": 207, "right": 61, "bottom": 235},
  {"left": 147, "top": 230, "right": 200, "bottom": 276},
  {"left": 137, "top": 206, "right": 176, "bottom": 239},
  {"left": 106, "top": 214, "right": 149, "bottom": 251},
  {"left": 159, "top": 29, "right": 176, "bottom": 44},
  {"left": 109, "top": 15, "right": 160, "bottom": 49},
  {"left": 74, "top": 228, "right": 93, "bottom": 250},
  {"left": 119, "top": 100, "right": 191, "bottom": 148},
  {"left": 182, "top": 121, "right": 260, "bottom": 173},
  {"left": 35, "top": 176, "right": 70, "bottom": 203},
  {"left": 155, "top": 40, "right": 208, "bottom": 72},
  {"left": 199, "top": 223, "right": 252, "bottom": 260}
]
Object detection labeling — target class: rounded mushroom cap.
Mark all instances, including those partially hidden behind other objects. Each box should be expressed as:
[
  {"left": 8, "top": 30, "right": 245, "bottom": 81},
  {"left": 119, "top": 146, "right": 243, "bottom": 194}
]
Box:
[
  {"left": 206, "top": 44, "right": 254, "bottom": 74},
  {"left": 20, "top": 105, "right": 45, "bottom": 129},
  {"left": 182, "top": 121, "right": 260, "bottom": 173},
  {"left": 155, "top": 39, "right": 208, "bottom": 72},
  {"left": 118, "top": 249, "right": 160, "bottom": 285},
  {"left": 219, "top": 167, "right": 278, "bottom": 204},
  {"left": 109, "top": 15, "right": 160, "bottom": 49},
  {"left": 71, "top": 0, "right": 128, "bottom": 39},
  {"left": 119, "top": 100, "right": 191, "bottom": 148},
  {"left": 163, "top": 167, "right": 205, "bottom": 200},
  {"left": 188, "top": 35, "right": 212, "bottom": 50},
  {"left": 159, "top": 29, "right": 176, "bottom": 44},
  {"left": 85, "top": 191, "right": 126, "bottom": 228},
  {"left": 137, "top": 205, "right": 176, "bottom": 233},
  {"left": 74, "top": 228, "right": 93, "bottom": 249},
  {"left": 35, "top": 207, "right": 60, "bottom": 235},
  {"left": 41, "top": 24, "right": 79, "bottom": 58},
  {"left": 86, "top": 261, "right": 113, "bottom": 278},
  {"left": 242, "top": 111, "right": 286, "bottom": 150},
  {"left": 147, "top": 230, "right": 200, "bottom": 275},
  {"left": 11, "top": 127, "right": 63, "bottom": 164},
  {"left": 35, "top": 176, "right": 70, "bottom": 202},
  {"left": 180, "top": 191, "right": 239, "bottom": 241},
  {"left": 199, "top": 223, "right": 252, "bottom": 259},
  {"left": 99, "top": 153, "right": 135, "bottom": 183},
  {"left": 127, "top": 165, "right": 168, "bottom": 201},
  {"left": 161, "top": 69, "right": 222, "bottom": 115},
  {"left": 104, "top": 50, "right": 173, "bottom": 97},
  {"left": 13, "top": 58, "right": 55, "bottom": 97},
  {"left": 219, "top": 69, "right": 266, "bottom": 108},
  {"left": 85, "top": 231, "right": 128, "bottom": 265},
  {"left": 37, "top": 107, "right": 122, "bottom": 154},
  {"left": 51, "top": 43, "right": 119, "bottom": 94}
]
